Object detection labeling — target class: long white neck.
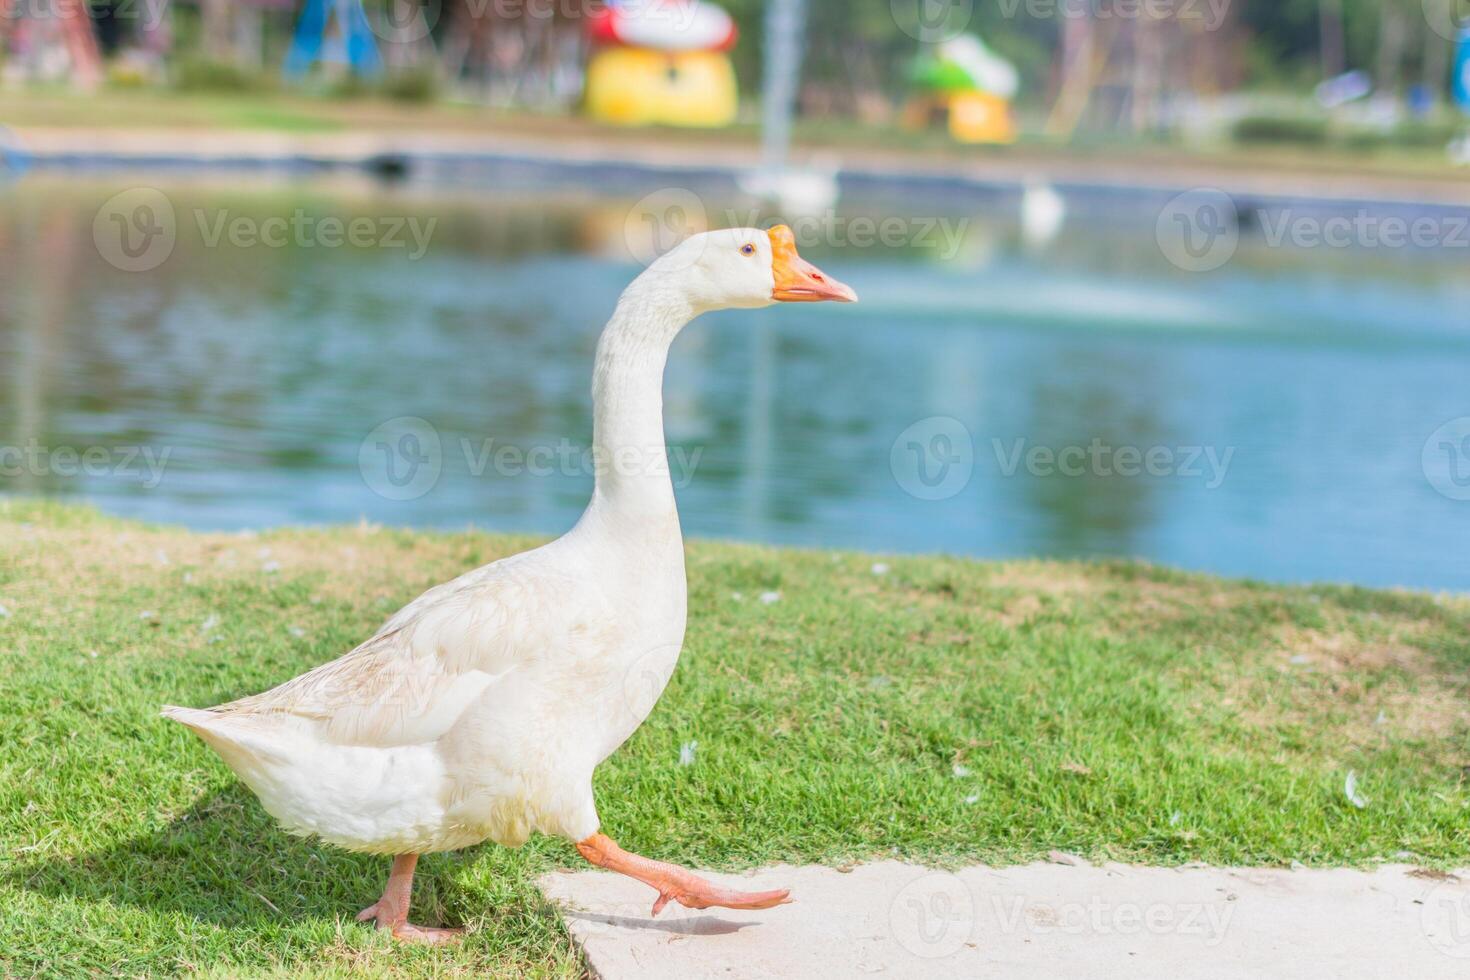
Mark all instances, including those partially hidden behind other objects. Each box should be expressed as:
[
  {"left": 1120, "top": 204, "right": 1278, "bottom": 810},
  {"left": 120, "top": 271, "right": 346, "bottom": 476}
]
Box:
[{"left": 582, "top": 276, "right": 697, "bottom": 532}]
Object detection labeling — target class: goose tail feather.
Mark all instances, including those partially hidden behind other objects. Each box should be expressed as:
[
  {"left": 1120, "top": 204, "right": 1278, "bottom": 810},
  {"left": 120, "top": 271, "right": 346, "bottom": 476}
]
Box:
[
  {"left": 161, "top": 705, "right": 291, "bottom": 766},
  {"left": 161, "top": 705, "right": 221, "bottom": 728}
]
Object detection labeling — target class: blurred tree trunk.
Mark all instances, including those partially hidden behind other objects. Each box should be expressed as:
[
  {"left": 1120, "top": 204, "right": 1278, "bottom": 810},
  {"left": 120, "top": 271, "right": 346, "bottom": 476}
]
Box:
[
  {"left": 1421, "top": 0, "right": 1452, "bottom": 96},
  {"left": 139, "top": 0, "right": 172, "bottom": 59},
  {"left": 1375, "top": 0, "right": 1409, "bottom": 93},
  {"left": 1319, "top": 0, "right": 1344, "bottom": 79},
  {"left": 1048, "top": 11, "right": 1096, "bottom": 137},
  {"left": 1129, "top": 17, "right": 1163, "bottom": 133},
  {"left": 201, "top": 0, "right": 232, "bottom": 61},
  {"left": 233, "top": 4, "right": 262, "bottom": 69},
  {"left": 383, "top": 0, "right": 435, "bottom": 72}
]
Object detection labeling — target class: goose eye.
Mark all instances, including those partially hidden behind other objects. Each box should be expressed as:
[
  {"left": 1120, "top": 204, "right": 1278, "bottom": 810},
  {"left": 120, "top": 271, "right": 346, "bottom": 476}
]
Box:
[{"left": 740, "top": 244, "right": 756, "bottom": 256}]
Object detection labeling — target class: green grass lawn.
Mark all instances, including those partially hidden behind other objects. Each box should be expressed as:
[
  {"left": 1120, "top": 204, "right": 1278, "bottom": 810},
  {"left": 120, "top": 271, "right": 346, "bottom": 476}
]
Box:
[{"left": 2, "top": 499, "right": 1469, "bottom": 976}]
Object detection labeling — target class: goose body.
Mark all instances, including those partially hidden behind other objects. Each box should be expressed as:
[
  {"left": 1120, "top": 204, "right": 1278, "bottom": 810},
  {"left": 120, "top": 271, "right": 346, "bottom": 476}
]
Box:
[
  {"left": 168, "top": 526, "right": 684, "bottom": 853},
  {"left": 164, "top": 225, "right": 856, "bottom": 941}
]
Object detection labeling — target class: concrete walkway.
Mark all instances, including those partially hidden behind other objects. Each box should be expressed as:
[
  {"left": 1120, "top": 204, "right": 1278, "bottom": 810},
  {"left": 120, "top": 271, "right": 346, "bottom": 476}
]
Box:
[{"left": 540, "top": 859, "right": 1470, "bottom": 979}]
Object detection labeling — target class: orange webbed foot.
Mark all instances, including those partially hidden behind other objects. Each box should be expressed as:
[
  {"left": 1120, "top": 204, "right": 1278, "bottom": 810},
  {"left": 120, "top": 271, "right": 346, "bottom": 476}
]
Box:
[
  {"left": 356, "top": 855, "right": 465, "bottom": 945},
  {"left": 576, "top": 832, "right": 793, "bottom": 917},
  {"left": 650, "top": 878, "right": 792, "bottom": 916}
]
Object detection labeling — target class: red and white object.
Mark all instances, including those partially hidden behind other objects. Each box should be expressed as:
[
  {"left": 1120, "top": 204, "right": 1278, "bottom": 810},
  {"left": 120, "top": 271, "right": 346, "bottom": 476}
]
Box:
[{"left": 589, "top": 0, "right": 738, "bottom": 52}]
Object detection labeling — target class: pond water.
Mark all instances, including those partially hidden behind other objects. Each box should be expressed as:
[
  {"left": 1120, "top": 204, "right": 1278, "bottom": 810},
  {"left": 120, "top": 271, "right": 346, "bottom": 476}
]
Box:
[{"left": 1, "top": 173, "right": 1468, "bottom": 591}]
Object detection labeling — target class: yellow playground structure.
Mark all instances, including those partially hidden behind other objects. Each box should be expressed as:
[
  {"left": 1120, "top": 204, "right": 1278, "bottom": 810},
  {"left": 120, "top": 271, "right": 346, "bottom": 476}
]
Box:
[{"left": 584, "top": 0, "right": 740, "bottom": 129}]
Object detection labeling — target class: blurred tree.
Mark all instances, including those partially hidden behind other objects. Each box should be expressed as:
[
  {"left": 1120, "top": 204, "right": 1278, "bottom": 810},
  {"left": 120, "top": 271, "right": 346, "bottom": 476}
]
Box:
[
  {"left": 7, "top": 0, "right": 1462, "bottom": 122},
  {"left": 440, "top": 0, "right": 585, "bottom": 108},
  {"left": 1321, "top": 0, "right": 1346, "bottom": 78},
  {"left": 1421, "top": 0, "right": 1453, "bottom": 94},
  {"left": 200, "top": 0, "right": 231, "bottom": 60}
]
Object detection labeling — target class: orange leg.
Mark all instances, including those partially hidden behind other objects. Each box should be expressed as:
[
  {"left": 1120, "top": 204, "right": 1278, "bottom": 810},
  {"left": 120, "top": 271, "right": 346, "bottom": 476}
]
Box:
[
  {"left": 576, "top": 833, "right": 792, "bottom": 917},
  {"left": 356, "top": 853, "right": 464, "bottom": 945}
]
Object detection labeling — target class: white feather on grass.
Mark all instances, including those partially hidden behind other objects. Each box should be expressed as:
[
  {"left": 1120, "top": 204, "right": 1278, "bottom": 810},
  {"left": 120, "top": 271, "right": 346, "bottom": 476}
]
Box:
[{"left": 1345, "top": 771, "right": 1368, "bottom": 809}]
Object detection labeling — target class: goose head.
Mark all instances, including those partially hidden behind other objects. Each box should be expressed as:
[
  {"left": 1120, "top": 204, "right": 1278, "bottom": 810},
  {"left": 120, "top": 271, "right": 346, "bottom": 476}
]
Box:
[{"left": 649, "top": 225, "right": 857, "bottom": 312}]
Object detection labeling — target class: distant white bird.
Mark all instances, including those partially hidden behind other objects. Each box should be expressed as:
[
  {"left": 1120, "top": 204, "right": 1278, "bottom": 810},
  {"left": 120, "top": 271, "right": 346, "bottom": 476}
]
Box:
[
  {"left": 1020, "top": 179, "right": 1067, "bottom": 252},
  {"left": 163, "top": 226, "right": 856, "bottom": 944},
  {"left": 739, "top": 163, "right": 842, "bottom": 217}
]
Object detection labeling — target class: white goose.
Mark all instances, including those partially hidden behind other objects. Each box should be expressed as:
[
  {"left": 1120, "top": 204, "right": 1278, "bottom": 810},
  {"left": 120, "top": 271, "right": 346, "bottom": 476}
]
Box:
[{"left": 164, "top": 225, "right": 857, "bottom": 944}]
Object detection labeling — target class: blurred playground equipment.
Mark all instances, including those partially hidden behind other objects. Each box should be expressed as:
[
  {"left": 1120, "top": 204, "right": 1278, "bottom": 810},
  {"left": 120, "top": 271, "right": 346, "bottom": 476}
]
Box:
[
  {"left": 1456, "top": 25, "right": 1470, "bottom": 115},
  {"left": 284, "top": 0, "right": 381, "bottom": 79},
  {"left": 583, "top": 0, "right": 738, "bottom": 128},
  {"left": 906, "top": 35, "right": 1019, "bottom": 145},
  {"left": 0, "top": 0, "right": 1466, "bottom": 163}
]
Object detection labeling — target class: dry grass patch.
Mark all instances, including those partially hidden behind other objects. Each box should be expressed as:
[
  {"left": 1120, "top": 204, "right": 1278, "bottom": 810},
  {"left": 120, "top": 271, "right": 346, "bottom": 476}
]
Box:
[{"left": 1229, "top": 615, "right": 1470, "bottom": 757}]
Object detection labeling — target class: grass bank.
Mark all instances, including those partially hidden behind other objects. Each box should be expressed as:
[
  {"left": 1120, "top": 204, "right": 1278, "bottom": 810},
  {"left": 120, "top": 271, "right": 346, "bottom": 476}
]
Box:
[
  {"left": 2, "top": 500, "right": 1468, "bottom": 976},
  {"left": 4, "top": 88, "right": 1468, "bottom": 187}
]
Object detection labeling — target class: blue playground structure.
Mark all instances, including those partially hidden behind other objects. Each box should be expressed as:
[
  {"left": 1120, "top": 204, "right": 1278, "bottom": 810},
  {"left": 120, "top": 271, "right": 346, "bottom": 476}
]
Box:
[
  {"left": 1454, "top": 26, "right": 1470, "bottom": 114},
  {"left": 284, "top": 0, "right": 382, "bottom": 79}
]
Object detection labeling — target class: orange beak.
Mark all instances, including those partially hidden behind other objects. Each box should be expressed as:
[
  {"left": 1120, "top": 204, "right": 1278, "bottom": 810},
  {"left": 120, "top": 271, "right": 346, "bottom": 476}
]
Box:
[{"left": 769, "top": 225, "right": 858, "bottom": 304}]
